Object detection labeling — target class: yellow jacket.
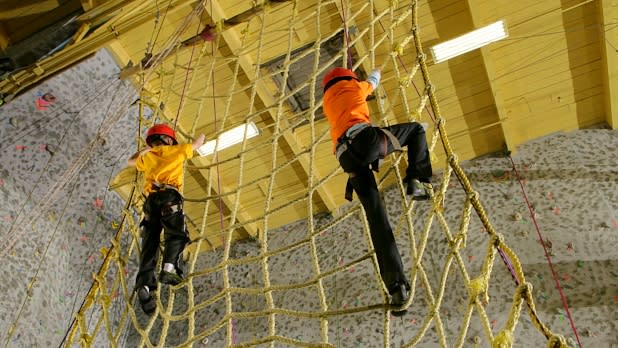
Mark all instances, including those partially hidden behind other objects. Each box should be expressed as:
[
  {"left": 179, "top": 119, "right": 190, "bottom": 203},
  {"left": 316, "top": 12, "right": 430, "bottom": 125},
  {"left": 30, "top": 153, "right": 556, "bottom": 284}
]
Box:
[{"left": 136, "top": 144, "right": 194, "bottom": 195}]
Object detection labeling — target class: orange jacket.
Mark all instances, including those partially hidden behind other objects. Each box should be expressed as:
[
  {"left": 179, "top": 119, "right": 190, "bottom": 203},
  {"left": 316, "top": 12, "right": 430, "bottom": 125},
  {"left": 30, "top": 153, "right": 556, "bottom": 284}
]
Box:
[{"left": 323, "top": 79, "right": 374, "bottom": 152}]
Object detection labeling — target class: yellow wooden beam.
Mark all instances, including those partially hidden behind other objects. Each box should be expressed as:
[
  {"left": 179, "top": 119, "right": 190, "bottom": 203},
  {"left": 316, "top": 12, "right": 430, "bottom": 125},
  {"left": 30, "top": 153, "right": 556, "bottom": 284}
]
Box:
[
  {"left": 207, "top": 0, "right": 339, "bottom": 215},
  {"left": 81, "top": 0, "right": 96, "bottom": 11},
  {"left": 598, "top": 0, "right": 618, "bottom": 129},
  {"left": 69, "top": 22, "right": 91, "bottom": 45},
  {"left": 0, "top": 0, "right": 60, "bottom": 20},
  {"left": 466, "top": 0, "right": 516, "bottom": 152}
]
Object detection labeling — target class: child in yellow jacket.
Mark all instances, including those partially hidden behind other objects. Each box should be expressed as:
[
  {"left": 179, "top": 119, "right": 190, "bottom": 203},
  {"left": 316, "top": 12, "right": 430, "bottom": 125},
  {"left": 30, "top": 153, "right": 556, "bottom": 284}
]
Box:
[
  {"left": 127, "top": 124, "right": 205, "bottom": 315},
  {"left": 322, "top": 67, "right": 433, "bottom": 315}
]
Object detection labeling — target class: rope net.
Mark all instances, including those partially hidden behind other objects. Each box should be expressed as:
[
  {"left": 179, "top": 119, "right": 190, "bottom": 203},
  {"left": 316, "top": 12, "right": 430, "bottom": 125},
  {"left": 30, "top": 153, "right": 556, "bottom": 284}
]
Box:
[{"left": 61, "top": 0, "right": 571, "bottom": 347}]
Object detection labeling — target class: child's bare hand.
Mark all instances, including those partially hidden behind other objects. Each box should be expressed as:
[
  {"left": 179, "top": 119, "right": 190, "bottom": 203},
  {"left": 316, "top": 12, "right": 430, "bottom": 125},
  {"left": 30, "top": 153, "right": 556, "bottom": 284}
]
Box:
[{"left": 192, "top": 134, "right": 206, "bottom": 149}]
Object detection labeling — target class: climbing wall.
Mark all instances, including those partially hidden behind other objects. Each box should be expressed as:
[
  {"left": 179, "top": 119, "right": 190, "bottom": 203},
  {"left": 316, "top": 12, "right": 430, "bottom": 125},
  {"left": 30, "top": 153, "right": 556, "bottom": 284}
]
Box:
[
  {"left": 0, "top": 49, "right": 140, "bottom": 347},
  {"left": 1, "top": 47, "right": 617, "bottom": 347}
]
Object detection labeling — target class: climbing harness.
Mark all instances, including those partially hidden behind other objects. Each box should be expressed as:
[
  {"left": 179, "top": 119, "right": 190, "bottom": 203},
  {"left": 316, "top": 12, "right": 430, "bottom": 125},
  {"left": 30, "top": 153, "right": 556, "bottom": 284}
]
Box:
[{"left": 337, "top": 124, "right": 402, "bottom": 201}]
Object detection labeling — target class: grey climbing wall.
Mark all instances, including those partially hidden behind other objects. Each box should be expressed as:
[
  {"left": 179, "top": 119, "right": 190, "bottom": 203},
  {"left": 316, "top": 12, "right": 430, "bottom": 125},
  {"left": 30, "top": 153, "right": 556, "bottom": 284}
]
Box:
[{"left": 0, "top": 49, "right": 139, "bottom": 347}]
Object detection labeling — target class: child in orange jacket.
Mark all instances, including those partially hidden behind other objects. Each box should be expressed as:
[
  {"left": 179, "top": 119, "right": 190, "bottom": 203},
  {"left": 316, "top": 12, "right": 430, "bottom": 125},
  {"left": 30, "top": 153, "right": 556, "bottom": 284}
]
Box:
[
  {"left": 322, "top": 67, "right": 433, "bottom": 315},
  {"left": 127, "top": 124, "right": 205, "bottom": 315}
]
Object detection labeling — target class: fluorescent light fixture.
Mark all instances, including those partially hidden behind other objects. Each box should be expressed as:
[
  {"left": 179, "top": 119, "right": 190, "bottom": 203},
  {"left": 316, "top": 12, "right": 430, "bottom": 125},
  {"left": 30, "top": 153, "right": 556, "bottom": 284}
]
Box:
[
  {"left": 197, "top": 122, "right": 259, "bottom": 156},
  {"left": 430, "top": 20, "right": 508, "bottom": 64}
]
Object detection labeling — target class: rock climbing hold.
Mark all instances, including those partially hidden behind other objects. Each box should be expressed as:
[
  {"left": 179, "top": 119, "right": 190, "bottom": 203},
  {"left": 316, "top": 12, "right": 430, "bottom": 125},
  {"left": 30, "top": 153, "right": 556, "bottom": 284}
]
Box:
[{"left": 513, "top": 212, "right": 522, "bottom": 221}]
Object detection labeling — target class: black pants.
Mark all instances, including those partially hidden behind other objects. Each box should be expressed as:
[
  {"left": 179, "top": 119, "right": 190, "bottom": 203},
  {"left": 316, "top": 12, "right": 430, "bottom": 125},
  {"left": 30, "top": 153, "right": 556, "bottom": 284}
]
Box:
[
  {"left": 338, "top": 122, "right": 432, "bottom": 292},
  {"left": 135, "top": 189, "right": 189, "bottom": 290}
]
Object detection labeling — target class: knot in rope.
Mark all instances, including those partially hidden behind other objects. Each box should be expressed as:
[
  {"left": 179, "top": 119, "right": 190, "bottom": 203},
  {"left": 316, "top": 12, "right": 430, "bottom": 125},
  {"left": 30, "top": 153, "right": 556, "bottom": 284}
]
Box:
[
  {"left": 392, "top": 43, "right": 405, "bottom": 56},
  {"left": 467, "top": 191, "right": 479, "bottom": 201},
  {"left": 100, "top": 294, "right": 112, "bottom": 308},
  {"left": 492, "top": 330, "right": 514, "bottom": 348},
  {"left": 449, "top": 233, "right": 466, "bottom": 251},
  {"left": 467, "top": 276, "right": 488, "bottom": 303},
  {"left": 517, "top": 282, "right": 532, "bottom": 301},
  {"left": 80, "top": 333, "right": 92, "bottom": 345},
  {"left": 399, "top": 76, "right": 411, "bottom": 87},
  {"left": 448, "top": 154, "right": 458, "bottom": 165},
  {"left": 100, "top": 246, "right": 116, "bottom": 260},
  {"left": 546, "top": 335, "right": 569, "bottom": 348},
  {"left": 492, "top": 234, "right": 504, "bottom": 247}
]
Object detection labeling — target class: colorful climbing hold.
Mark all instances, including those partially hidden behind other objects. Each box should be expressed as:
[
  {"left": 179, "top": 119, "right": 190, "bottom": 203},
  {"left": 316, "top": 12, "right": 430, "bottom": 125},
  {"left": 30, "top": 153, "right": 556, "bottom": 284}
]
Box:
[
  {"left": 93, "top": 197, "right": 104, "bottom": 210},
  {"left": 35, "top": 92, "right": 56, "bottom": 110},
  {"left": 491, "top": 170, "right": 510, "bottom": 182}
]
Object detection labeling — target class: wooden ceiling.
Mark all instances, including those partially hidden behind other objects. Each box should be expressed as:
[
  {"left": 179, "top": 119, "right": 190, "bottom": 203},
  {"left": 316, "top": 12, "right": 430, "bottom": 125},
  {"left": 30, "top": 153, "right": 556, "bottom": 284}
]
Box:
[{"left": 1, "top": 0, "right": 616, "bottom": 251}]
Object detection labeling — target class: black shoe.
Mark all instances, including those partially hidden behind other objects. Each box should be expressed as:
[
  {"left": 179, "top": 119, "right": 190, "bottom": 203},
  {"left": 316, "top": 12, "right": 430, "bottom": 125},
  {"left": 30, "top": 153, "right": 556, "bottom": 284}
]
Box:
[
  {"left": 406, "top": 178, "right": 433, "bottom": 201},
  {"left": 390, "top": 283, "right": 408, "bottom": 317},
  {"left": 159, "top": 270, "right": 183, "bottom": 285},
  {"left": 137, "top": 286, "right": 156, "bottom": 315}
]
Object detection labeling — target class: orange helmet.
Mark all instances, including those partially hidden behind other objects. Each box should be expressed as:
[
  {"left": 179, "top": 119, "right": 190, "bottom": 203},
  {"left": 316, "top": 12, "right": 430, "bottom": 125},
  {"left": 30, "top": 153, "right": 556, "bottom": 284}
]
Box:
[
  {"left": 146, "top": 124, "right": 177, "bottom": 146},
  {"left": 322, "top": 67, "right": 358, "bottom": 90}
]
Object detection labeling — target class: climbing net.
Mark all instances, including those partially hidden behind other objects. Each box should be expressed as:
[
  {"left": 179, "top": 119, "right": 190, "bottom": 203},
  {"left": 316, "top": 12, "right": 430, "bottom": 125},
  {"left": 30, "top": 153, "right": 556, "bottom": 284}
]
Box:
[{"left": 59, "top": 0, "right": 572, "bottom": 347}]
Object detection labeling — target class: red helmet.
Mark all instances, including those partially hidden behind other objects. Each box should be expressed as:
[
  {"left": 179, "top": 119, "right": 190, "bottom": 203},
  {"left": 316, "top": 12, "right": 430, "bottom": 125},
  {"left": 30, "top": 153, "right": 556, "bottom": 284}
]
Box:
[
  {"left": 322, "top": 67, "right": 358, "bottom": 88},
  {"left": 146, "top": 124, "right": 177, "bottom": 146}
]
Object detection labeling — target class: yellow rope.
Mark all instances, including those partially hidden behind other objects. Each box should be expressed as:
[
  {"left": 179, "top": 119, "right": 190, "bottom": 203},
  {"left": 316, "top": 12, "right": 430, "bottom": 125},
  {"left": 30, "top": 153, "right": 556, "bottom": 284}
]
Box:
[{"left": 56, "top": 0, "right": 573, "bottom": 347}]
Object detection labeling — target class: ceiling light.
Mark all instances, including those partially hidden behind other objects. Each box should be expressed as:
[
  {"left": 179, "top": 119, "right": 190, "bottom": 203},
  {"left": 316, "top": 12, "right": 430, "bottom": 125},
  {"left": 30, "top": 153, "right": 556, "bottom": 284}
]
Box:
[
  {"left": 197, "top": 122, "right": 259, "bottom": 156},
  {"left": 430, "top": 20, "right": 508, "bottom": 64}
]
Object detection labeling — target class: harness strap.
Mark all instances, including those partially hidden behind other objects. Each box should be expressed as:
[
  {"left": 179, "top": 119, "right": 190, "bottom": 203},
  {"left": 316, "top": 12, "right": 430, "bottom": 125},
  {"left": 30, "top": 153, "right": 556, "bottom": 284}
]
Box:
[
  {"left": 345, "top": 178, "right": 354, "bottom": 201},
  {"left": 161, "top": 202, "right": 182, "bottom": 216},
  {"left": 381, "top": 129, "right": 402, "bottom": 153},
  {"left": 341, "top": 128, "right": 403, "bottom": 202},
  {"left": 370, "top": 128, "right": 402, "bottom": 171},
  {"left": 335, "top": 123, "right": 371, "bottom": 160}
]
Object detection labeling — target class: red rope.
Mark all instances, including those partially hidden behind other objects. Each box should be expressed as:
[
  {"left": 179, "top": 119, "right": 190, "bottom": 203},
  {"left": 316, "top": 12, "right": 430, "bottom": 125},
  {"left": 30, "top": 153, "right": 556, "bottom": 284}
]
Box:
[
  {"left": 509, "top": 156, "right": 582, "bottom": 347},
  {"left": 174, "top": 13, "right": 203, "bottom": 128}
]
